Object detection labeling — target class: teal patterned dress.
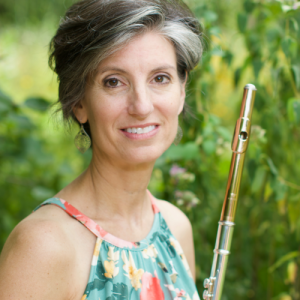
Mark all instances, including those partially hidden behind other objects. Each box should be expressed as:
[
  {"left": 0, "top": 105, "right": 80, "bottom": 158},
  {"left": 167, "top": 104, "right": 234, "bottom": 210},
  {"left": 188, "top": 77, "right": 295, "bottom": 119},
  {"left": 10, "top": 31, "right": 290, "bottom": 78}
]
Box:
[{"left": 33, "top": 191, "right": 200, "bottom": 300}]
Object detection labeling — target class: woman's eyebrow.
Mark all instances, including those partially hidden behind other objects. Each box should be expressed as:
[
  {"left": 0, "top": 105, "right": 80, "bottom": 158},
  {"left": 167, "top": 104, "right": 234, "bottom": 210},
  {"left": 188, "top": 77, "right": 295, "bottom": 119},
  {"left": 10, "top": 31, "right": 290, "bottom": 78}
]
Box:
[
  {"left": 98, "top": 64, "right": 176, "bottom": 75},
  {"left": 98, "top": 67, "right": 125, "bottom": 75},
  {"left": 151, "top": 65, "right": 176, "bottom": 72}
]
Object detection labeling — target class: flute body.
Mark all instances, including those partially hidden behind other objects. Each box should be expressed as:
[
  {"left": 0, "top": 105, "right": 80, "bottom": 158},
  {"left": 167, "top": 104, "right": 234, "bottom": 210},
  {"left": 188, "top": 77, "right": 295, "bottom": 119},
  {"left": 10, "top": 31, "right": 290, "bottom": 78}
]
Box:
[{"left": 203, "top": 84, "right": 257, "bottom": 300}]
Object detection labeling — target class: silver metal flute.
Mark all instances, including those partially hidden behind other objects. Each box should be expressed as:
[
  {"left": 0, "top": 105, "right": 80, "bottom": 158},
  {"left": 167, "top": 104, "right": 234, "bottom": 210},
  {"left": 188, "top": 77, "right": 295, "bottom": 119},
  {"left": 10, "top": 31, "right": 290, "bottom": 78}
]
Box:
[{"left": 202, "top": 84, "right": 257, "bottom": 300}]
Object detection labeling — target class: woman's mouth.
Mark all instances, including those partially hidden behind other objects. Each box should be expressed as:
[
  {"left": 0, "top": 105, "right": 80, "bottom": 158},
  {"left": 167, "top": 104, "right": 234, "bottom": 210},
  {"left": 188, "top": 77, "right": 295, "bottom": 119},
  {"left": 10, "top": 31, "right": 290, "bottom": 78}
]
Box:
[
  {"left": 123, "top": 125, "right": 156, "bottom": 134},
  {"left": 121, "top": 125, "right": 159, "bottom": 139}
]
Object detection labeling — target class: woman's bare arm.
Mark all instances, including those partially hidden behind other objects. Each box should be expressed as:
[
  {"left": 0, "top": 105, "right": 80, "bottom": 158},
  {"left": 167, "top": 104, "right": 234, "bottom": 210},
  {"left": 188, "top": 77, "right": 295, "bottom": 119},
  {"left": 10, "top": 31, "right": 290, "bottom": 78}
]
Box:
[{"left": 0, "top": 218, "right": 75, "bottom": 300}]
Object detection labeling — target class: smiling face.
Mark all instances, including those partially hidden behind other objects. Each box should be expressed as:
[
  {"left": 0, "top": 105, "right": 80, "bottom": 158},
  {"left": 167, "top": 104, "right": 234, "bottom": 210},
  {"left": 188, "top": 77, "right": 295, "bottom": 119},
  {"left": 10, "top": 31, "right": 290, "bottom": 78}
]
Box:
[{"left": 74, "top": 31, "right": 186, "bottom": 167}]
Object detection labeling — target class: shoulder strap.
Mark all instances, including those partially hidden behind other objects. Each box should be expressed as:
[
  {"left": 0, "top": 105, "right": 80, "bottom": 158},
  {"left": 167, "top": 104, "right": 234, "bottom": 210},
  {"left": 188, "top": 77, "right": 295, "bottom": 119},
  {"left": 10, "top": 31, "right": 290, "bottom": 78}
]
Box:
[
  {"left": 34, "top": 191, "right": 160, "bottom": 248},
  {"left": 147, "top": 189, "right": 160, "bottom": 213},
  {"left": 33, "top": 198, "right": 105, "bottom": 238}
]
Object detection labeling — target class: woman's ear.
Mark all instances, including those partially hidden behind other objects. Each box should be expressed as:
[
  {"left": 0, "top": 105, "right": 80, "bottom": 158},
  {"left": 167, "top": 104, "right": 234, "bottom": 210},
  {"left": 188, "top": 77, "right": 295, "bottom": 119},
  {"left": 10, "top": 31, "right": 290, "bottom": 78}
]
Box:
[{"left": 73, "top": 100, "right": 88, "bottom": 124}]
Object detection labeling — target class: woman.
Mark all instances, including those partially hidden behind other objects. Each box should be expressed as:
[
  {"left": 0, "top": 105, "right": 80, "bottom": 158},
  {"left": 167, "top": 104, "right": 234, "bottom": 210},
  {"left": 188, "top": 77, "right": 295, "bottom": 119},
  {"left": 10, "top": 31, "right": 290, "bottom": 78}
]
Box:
[{"left": 0, "top": 0, "right": 202, "bottom": 299}]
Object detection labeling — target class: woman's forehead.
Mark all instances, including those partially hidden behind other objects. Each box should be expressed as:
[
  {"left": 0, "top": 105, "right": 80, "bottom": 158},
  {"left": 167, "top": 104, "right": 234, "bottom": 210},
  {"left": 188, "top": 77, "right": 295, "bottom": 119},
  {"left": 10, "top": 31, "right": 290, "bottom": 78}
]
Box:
[{"left": 96, "top": 32, "right": 177, "bottom": 73}]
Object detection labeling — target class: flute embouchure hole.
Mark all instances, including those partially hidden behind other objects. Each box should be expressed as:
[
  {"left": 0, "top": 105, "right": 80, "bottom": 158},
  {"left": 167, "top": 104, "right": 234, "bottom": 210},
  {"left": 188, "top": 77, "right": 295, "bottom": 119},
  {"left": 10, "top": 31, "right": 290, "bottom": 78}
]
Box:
[{"left": 239, "top": 131, "right": 248, "bottom": 140}]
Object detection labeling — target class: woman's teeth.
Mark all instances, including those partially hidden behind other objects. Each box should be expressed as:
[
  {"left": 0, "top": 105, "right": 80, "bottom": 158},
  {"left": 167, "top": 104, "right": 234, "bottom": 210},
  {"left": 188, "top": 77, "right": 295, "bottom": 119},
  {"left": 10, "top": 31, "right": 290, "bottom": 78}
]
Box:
[{"left": 124, "top": 125, "right": 156, "bottom": 134}]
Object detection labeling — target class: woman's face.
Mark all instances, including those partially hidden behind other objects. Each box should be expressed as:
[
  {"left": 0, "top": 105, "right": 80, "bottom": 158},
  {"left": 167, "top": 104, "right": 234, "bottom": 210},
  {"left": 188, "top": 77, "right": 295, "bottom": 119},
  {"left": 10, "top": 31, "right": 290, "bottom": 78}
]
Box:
[{"left": 75, "top": 31, "right": 186, "bottom": 166}]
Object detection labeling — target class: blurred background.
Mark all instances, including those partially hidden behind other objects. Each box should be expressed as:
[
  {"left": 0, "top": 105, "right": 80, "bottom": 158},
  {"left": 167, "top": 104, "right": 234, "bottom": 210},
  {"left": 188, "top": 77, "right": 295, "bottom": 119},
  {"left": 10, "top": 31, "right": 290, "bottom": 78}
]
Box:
[{"left": 0, "top": 0, "right": 300, "bottom": 299}]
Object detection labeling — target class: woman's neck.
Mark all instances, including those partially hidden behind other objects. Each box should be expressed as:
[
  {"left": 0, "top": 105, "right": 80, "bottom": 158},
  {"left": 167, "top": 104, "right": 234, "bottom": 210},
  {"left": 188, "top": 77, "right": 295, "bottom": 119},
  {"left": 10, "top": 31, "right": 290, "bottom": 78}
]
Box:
[{"left": 56, "top": 154, "right": 155, "bottom": 225}]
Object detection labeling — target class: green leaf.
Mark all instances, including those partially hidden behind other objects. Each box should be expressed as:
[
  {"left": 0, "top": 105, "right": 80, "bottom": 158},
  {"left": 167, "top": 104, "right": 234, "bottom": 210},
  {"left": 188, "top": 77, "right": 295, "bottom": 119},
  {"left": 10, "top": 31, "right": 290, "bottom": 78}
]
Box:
[
  {"left": 234, "top": 67, "right": 242, "bottom": 86},
  {"left": 266, "top": 27, "right": 282, "bottom": 43},
  {"left": 6, "top": 113, "right": 34, "bottom": 130},
  {"left": 237, "top": 13, "right": 248, "bottom": 33},
  {"left": 291, "top": 66, "right": 300, "bottom": 90},
  {"left": 288, "top": 200, "right": 300, "bottom": 232},
  {"left": 24, "top": 97, "right": 51, "bottom": 112},
  {"left": 281, "top": 37, "right": 297, "bottom": 58},
  {"left": 293, "top": 101, "right": 300, "bottom": 124},
  {"left": 264, "top": 181, "right": 273, "bottom": 202},
  {"left": 252, "top": 58, "right": 263, "bottom": 79},
  {"left": 209, "top": 114, "right": 221, "bottom": 125},
  {"left": 203, "top": 11, "right": 218, "bottom": 23},
  {"left": 248, "top": 159, "right": 257, "bottom": 180},
  {"left": 266, "top": 157, "right": 278, "bottom": 176},
  {"left": 31, "top": 186, "right": 55, "bottom": 200},
  {"left": 269, "top": 251, "right": 300, "bottom": 273},
  {"left": 216, "top": 126, "right": 232, "bottom": 141},
  {"left": 290, "top": 18, "right": 299, "bottom": 32},
  {"left": 184, "top": 142, "right": 200, "bottom": 159},
  {"left": 243, "top": 0, "right": 256, "bottom": 12},
  {"left": 164, "top": 142, "right": 199, "bottom": 160},
  {"left": 271, "top": 179, "right": 287, "bottom": 201},
  {"left": 0, "top": 90, "right": 14, "bottom": 113},
  {"left": 287, "top": 98, "right": 300, "bottom": 124},
  {"left": 202, "top": 140, "right": 216, "bottom": 155},
  {"left": 266, "top": 1, "right": 283, "bottom": 15},
  {"left": 251, "top": 166, "right": 266, "bottom": 193},
  {"left": 222, "top": 50, "right": 233, "bottom": 66},
  {"left": 209, "top": 26, "right": 221, "bottom": 37},
  {"left": 211, "top": 47, "right": 224, "bottom": 57}
]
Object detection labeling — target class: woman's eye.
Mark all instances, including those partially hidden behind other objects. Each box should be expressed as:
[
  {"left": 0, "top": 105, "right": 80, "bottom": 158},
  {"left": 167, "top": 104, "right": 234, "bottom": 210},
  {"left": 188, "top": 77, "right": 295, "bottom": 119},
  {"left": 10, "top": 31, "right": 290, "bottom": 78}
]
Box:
[
  {"left": 105, "top": 78, "right": 120, "bottom": 87},
  {"left": 154, "top": 75, "right": 170, "bottom": 83}
]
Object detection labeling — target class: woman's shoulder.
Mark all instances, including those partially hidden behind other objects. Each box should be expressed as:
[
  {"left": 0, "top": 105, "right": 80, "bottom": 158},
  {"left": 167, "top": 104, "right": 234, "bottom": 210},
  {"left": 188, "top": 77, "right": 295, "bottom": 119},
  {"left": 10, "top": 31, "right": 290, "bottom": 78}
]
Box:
[
  {"left": 4, "top": 203, "right": 75, "bottom": 254},
  {"left": 0, "top": 205, "right": 77, "bottom": 299},
  {"left": 153, "top": 197, "right": 196, "bottom": 280},
  {"left": 154, "top": 198, "right": 193, "bottom": 235},
  {"left": 16, "top": 201, "right": 79, "bottom": 250}
]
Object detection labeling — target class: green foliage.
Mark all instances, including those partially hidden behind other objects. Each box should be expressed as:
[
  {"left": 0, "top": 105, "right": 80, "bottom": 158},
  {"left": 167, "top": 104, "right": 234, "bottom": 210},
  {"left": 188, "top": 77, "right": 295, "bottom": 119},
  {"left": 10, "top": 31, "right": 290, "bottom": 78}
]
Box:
[
  {"left": 152, "top": 1, "right": 300, "bottom": 298},
  {"left": 0, "top": 0, "right": 75, "bottom": 25},
  {"left": 0, "top": 90, "right": 90, "bottom": 247},
  {"left": 1, "top": 0, "right": 300, "bottom": 299}
]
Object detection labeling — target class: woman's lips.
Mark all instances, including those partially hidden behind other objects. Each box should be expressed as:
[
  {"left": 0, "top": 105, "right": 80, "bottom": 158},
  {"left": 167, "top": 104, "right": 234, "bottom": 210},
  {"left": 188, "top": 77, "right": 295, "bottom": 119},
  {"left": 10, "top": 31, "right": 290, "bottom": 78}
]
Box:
[{"left": 121, "top": 125, "right": 159, "bottom": 140}]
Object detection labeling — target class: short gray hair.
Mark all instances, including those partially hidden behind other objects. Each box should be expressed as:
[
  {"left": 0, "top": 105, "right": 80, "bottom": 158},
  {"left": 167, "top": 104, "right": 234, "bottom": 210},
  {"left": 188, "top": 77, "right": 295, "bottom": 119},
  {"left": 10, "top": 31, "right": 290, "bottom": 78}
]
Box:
[{"left": 49, "top": 0, "right": 203, "bottom": 123}]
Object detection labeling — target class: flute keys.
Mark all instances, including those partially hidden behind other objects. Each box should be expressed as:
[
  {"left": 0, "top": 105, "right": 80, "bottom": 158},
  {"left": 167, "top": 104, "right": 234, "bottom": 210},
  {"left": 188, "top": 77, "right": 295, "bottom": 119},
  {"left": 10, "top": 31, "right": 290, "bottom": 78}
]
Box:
[
  {"left": 203, "top": 277, "right": 215, "bottom": 299},
  {"left": 203, "top": 278, "right": 210, "bottom": 288},
  {"left": 203, "top": 290, "right": 213, "bottom": 300}
]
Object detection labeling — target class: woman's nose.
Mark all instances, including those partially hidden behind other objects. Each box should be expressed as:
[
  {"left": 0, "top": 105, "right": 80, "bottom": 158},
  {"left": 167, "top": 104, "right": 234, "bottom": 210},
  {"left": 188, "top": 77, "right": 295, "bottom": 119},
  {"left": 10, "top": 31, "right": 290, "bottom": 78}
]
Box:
[{"left": 127, "top": 85, "right": 154, "bottom": 117}]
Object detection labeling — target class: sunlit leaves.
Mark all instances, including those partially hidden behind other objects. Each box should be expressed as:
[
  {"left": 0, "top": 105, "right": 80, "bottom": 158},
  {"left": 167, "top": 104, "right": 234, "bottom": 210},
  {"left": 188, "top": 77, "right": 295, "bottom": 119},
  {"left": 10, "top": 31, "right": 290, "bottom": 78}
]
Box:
[{"left": 24, "top": 97, "right": 51, "bottom": 112}]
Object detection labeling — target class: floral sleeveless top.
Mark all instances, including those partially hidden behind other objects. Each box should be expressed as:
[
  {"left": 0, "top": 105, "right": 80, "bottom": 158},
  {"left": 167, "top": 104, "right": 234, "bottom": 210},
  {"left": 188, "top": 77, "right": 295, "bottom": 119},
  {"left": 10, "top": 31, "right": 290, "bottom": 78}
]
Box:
[{"left": 34, "top": 192, "right": 200, "bottom": 300}]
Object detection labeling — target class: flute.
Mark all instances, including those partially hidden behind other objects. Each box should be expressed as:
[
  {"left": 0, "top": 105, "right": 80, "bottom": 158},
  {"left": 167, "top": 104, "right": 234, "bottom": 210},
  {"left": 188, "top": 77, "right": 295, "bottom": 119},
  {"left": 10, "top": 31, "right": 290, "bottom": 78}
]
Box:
[{"left": 202, "top": 84, "right": 257, "bottom": 300}]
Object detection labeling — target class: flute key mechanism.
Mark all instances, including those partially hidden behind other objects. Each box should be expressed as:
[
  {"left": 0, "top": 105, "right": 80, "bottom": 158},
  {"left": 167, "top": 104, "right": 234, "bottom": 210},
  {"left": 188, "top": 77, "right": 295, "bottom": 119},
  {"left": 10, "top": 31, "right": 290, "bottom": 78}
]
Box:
[
  {"left": 202, "top": 84, "right": 257, "bottom": 300},
  {"left": 203, "top": 277, "right": 215, "bottom": 300}
]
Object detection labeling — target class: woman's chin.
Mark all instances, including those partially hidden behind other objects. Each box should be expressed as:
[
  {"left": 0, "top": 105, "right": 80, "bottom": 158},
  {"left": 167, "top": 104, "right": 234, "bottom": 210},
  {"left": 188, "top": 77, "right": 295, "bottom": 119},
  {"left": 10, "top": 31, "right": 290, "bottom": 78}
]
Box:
[
  {"left": 124, "top": 152, "right": 160, "bottom": 165},
  {"left": 93, "top": 141, "right": 172, "bottom": 167},
  {"left": 121, "top": 146, "right": 168, "bottom": 166}
]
